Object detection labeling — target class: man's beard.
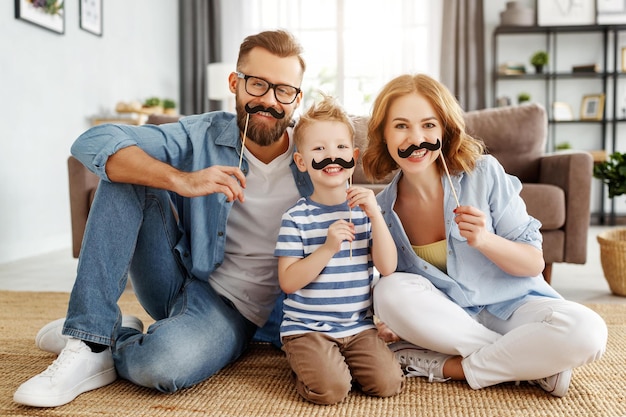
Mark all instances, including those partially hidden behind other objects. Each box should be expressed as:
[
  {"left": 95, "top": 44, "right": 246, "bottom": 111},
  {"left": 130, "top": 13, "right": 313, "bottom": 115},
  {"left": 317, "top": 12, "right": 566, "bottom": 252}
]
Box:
[{"left": 235, "top": 100, "right": 293, "bottom": 147}]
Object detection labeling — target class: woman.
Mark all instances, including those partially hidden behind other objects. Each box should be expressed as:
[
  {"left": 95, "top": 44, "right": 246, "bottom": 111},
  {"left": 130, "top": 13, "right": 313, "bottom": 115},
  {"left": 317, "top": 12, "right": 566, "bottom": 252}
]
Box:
[{"left": 361, "top": 74, "right": 607, "bottom": 397}]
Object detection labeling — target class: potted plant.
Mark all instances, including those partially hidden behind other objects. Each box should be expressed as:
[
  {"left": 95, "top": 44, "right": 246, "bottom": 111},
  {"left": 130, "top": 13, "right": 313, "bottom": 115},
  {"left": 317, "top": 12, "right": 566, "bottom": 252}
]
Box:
[
  {"left": 555, "top": 141, "right": 572, "bottom": 151},
  {"left": 530, "top": 51, "right": 548, "bottom": 73},
  {"left": 163, "top": 98, "right": 177, "bottom": 115},
  {"left": 142, "top": 97, "right": 163, "bottom": 115},
  {"left": 593, "top": 151, "right": 626, "bottom": 296},
  {"left": 517, "top": 92, "right": 531, "bottom": 105}
]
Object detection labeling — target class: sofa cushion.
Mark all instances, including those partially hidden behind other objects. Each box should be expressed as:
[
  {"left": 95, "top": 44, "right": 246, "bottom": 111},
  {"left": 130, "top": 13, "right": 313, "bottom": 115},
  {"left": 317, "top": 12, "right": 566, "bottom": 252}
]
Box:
[
  {"left": 520, "top": 183, "right": 565, "bottom": 230},
  {"left": 465, "top": 104, "right": 547, "bottom": 183}
]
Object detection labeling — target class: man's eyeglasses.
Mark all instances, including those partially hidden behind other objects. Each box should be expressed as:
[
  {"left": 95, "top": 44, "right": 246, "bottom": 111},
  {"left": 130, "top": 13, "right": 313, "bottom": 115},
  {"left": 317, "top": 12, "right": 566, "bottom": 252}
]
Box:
[{"left": 236, "top": 72, "right": 301, "bottom": 104}]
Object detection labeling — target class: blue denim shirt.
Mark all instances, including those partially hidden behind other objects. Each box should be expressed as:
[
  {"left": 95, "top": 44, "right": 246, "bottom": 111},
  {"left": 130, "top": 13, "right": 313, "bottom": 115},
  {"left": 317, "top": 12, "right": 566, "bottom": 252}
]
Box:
[
  {"left": 376, "top": 155, "right": 561, "bottom": 320},
  {"left": 71, "top": 111, "right": 313, "bottom": 281}
]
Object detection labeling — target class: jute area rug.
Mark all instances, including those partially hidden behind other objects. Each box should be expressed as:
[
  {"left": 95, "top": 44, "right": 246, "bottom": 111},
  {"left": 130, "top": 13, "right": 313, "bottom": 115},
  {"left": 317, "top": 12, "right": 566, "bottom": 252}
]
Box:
[{"left": 1, "top": 291, "right": 625, "bottom": 417}]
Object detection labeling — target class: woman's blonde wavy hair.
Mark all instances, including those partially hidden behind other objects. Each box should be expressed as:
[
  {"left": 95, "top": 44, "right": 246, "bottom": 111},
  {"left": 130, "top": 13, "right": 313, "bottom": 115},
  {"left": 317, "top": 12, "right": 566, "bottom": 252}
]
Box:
[{"left": 362, "top": 74, "right": 485, "bottom": 181}]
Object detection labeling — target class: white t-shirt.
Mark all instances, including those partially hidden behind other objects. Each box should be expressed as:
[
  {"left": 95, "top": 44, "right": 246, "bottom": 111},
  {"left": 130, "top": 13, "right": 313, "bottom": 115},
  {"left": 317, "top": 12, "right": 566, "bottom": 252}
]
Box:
[{"left": 209, "top": 131, "right": 300, "bottom": 326}]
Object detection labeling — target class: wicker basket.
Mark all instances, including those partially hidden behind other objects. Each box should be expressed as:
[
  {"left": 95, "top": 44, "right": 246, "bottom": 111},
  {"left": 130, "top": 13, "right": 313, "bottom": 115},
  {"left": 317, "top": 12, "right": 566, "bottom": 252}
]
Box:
[{"left": 597, "top": 228, "right": 626, "bottom": 296}]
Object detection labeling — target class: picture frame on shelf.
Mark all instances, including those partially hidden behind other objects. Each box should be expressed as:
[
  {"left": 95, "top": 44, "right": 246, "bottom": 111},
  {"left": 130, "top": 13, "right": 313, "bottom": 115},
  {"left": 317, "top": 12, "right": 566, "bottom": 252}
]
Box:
[
  {"left": 553, "top": 102, "right": 574, "bottom": 121},
  {"left": 537, "top": 0, "right": 596, "bottom": 26},
  {"left": 80, "top": 0, "right": 102, "bottom": 37},
  {"left": 597, "top": 0, "right": 626, "bottom": 24},
  {"left": 14, "top": 0, "right": 64, "bottom": 34},
  {"left": 580, "top": 94, "right": 605, "bottom": 120}
]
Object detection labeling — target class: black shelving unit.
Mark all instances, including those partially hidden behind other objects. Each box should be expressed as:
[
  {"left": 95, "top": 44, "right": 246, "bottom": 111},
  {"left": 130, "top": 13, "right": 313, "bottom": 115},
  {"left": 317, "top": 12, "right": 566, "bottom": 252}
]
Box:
[{"left": 493, "top": 24, "right": 626, "bottom": 225}]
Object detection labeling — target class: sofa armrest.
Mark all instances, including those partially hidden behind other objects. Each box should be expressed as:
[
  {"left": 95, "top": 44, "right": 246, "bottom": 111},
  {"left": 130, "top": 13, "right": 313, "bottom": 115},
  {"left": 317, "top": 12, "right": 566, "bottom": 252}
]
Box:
[
  {"left": 68, "top": 156, "right": 100, "bottom": 258},
  {"left": 538, "top": 151, "right": 593, "bottom": 264}
]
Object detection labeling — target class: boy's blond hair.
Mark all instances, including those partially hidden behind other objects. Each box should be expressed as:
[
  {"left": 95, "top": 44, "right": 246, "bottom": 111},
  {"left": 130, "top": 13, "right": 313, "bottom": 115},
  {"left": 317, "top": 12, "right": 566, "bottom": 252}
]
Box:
[{"left": 293, "top": 93, "right": 355, "bottom": 149}]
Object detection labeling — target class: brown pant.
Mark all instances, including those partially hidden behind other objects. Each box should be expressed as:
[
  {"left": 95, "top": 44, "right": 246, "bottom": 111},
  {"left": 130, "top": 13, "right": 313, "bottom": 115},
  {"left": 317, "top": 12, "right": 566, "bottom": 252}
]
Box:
[{"left": 281, "top": 328, "right": 405, "bottom": 405}]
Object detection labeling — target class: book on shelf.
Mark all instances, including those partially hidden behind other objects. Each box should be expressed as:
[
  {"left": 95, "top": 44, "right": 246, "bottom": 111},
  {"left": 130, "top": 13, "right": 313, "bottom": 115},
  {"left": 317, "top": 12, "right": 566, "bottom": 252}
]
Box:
[
  {"left": 572, "top": 64, "right": 599, "bottom": 73},
  {"left": 498, "top": 62, "right": 526, "bottom": 75}
]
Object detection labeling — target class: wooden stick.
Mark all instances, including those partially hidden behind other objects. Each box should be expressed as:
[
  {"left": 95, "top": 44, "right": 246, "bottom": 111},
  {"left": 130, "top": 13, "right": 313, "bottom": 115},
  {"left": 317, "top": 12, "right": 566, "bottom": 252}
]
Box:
[
  {"left": 439, "top": 152, "right": 460, "bottom": 207},
  {"left": 348, "top": 176, "right": 353, "bottom": 259},
  {"left": 238, "top": 113, "right": 249, "bottom": 171}
]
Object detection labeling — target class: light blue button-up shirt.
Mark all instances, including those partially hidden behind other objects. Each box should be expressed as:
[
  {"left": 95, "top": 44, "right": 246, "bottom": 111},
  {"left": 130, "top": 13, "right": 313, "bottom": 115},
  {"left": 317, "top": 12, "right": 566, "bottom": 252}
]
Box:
[
  {"left": 71, "top": 111, "right": 313, "bottom": 282},
  {"left": 376, "top": 155, "right": 561, "bottom": 320}
]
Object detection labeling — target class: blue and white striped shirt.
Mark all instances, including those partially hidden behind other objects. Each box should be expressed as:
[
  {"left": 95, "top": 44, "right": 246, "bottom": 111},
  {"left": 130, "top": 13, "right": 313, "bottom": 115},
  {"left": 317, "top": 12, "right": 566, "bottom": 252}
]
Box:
[{"left": 274, "top": 197, "right": 376, "bottom": 338}]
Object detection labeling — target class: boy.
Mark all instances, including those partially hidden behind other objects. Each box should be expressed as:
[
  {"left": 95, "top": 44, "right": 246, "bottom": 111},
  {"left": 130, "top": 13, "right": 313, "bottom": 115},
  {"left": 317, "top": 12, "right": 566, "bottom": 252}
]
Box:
[{"left": 274, "top": 95, "right": 404, "bottom": 405}]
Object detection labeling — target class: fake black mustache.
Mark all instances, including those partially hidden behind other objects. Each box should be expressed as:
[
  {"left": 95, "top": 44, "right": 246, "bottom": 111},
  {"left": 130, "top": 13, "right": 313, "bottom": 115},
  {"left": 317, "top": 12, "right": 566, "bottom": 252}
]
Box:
[
  {"left": 397, "top": 139, "right": 441, "bottom": 159},
  {"left": 244, "top": 103, "right": 285, "bottom": 119},
  {"left": 311, "top": 157, "right": 356, "bottom": 170}
]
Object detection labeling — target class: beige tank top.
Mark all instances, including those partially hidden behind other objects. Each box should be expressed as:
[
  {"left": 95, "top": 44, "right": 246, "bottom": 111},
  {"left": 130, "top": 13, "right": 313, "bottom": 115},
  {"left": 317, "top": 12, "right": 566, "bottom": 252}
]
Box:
[{"left": 412, "top": 239, "right": 447, "bottom": 273}]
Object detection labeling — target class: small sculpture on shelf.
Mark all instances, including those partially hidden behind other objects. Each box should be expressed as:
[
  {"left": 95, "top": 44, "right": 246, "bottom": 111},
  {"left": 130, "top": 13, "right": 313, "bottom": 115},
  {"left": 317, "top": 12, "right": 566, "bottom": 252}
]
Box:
[{"left": 530, "top": 51, "right": 548, "bottom": 74}]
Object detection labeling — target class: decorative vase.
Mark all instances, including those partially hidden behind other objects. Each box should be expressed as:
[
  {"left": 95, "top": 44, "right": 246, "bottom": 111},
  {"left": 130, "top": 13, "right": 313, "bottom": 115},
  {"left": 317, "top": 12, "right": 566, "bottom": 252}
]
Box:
[
  {"left": 500, "top": 1, "right": 534, "bottom": 26},
  {"left": 534, "top": 64, "right": 544, "bottom": 74}
]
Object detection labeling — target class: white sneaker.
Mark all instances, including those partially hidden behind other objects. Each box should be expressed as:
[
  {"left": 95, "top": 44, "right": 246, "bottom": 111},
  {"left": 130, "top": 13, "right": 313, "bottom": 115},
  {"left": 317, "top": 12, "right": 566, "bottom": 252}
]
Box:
[
  {"left": 389, "top": 341, "right": 451, "bottom": 382},
  {"left": 13, "top": 338, "right": 117, "bottom": 407},
  {"left": 36, "top": 316, "right": 144, "bottom": 355},
  {"left": 530, "top": 369, "right": 572, "bottom": 397}
]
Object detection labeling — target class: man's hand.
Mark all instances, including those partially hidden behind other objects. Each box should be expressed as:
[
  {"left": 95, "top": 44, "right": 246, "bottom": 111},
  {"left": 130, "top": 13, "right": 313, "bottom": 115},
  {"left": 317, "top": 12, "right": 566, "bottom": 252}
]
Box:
[
  {"left": 175, "top": 166, "right": 247, "bottom": 201},
  {"left": 106, "top": 146, "right": 247, "bottom": 202}
]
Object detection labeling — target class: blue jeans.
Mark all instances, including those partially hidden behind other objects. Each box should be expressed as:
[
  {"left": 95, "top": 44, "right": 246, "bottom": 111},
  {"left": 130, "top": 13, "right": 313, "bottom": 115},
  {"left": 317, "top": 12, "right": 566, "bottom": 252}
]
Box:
[{"left": 63, "top": 181, "right": 257, "bottom": 392}]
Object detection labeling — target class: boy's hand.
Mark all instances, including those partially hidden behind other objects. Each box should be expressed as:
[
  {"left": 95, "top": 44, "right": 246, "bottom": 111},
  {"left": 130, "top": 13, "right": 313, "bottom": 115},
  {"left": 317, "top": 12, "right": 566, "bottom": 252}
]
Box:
[
  {"left": 346, "top": 186, "right": 379, "bottom": 218},
  {"left": 377, "top": 321, "right": 401, "bottom": 343},
  {"left": 324, "top": 219, "right": 355, "bottom": 253}
]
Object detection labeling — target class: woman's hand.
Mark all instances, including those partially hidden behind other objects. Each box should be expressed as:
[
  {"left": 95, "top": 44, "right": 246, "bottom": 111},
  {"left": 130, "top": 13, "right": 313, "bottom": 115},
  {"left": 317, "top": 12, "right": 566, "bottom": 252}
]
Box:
[
  {"left": 453, "top": 205, "right": 545, "bottom": 277},
  {"left": 453, "top": 205, "right": 488, "bottom": 248}
]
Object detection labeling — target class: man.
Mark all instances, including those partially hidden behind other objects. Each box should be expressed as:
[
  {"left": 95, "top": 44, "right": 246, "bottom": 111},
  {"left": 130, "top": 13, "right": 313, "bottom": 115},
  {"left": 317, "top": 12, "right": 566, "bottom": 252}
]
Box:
[{"left": 14, "top": 29, "right": 311, "bottom": 408}]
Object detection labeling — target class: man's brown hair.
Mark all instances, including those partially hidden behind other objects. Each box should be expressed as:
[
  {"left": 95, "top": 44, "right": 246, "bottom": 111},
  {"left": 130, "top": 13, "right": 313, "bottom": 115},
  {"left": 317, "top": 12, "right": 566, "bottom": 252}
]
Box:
[{"left": 237, "top": 30, "right": 306, "bottom": 74}]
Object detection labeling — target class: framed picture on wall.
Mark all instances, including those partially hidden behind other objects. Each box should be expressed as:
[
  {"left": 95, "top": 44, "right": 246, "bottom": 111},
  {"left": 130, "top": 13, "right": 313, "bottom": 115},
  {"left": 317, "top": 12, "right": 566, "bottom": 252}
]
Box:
[
  {"left": 537, "top": 0, "right": 596, "bottom": 26},
  {"left": 80, "top": 0, "right": 102, "bottom": 36},
  {"left": 580, "top": 94, "right": 605, "bottom": 120},
  {"left": 15, "top": 0, "right": 65, "bottom": 34},
  {"left": 597, "top": 0, "right": 626, "bottom": 24}
]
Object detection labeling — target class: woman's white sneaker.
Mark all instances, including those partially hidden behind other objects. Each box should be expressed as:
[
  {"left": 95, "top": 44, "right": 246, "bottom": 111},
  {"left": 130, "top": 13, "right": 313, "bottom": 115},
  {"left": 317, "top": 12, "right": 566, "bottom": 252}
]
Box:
[
  {"left": 13, "top": 338, "right": 117, "bottom": 407},
  {"left": 388, "top": 341, "right": 451, "bottom": 382},
  {"left": 530, "top": 369, "right": 572, "bottom": 397}
]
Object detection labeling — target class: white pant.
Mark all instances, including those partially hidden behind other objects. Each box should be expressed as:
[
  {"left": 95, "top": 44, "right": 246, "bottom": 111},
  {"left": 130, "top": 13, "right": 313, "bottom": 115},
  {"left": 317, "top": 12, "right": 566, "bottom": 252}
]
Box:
[{"left": 374, "top": 273, "right": 608, "bottom": 389}]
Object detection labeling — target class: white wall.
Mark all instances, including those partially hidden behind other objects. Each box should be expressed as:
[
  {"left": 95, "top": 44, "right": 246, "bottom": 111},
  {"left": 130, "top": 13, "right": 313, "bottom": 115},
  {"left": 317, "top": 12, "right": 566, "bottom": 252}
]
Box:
[{"left": 0, "top": 1, "right": 179, "bottom": 263}]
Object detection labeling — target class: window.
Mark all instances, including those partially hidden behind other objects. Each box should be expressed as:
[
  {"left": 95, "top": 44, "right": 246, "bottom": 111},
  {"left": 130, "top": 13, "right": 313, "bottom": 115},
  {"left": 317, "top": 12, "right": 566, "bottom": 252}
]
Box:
[{"left": 222, "top": 0, "right": 441, "bottom": 115}]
